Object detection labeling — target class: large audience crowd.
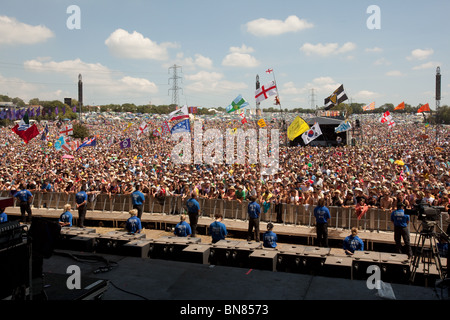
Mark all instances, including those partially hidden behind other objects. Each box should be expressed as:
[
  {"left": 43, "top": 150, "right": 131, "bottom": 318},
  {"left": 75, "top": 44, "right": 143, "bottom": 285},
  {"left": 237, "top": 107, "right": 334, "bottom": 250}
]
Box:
[{"left": 1, "top": 113, "right": 449, "bottom": 214}]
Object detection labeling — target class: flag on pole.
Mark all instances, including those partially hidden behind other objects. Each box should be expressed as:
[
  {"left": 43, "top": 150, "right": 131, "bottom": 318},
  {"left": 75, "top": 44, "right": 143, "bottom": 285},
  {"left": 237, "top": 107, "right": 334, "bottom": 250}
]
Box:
[
  {"left": 362, "top": 102, "right": 375, "bottom": 111},
  {"left": 380, "top": 111, "right": 392, "bottom": 123},
  {"left": 301, "top": 123, "right": 322, "bottom": 145},
  {"left": 11, "top": 111, "right": 40, "bottom": 144},
  {"left": 123, "top": 122, "right": 132, "bottom": 132},
  {"left": 257, "top": 119, "right": 267, "bottom": 128},
  {"left": 170, "top": 119, "right": 191, "bottom": 134},
  {"left": 168, "top": 105, "right": 189, "bottom": 121},
  {"left": 394, "top": 102, "right": 405, "bottom": 110},
  {"left": 54, "top": 136, "right": 65, "bottom": 150},
  {"left": 287, "top": 116, "right": 310, "bottom": 141},
  {"left": 239, "top": 111, "right": 247, "bottom": 124},
  {"left": 137, "top": 122, "right": 149, "bottom": 136},
  {"left": 41, "top": 124, "right": 49, "bottom": 141},
  {"left": 255, "top": 81, "right": 277, "bottom": 103},
  {"left": 59, "top": 124, "right": 73, "bottom": 136},
  {"left": 417, "top": 103, "right": 430, "bottom": 113},
  {"left": 266, "top": 68, "right": 273, "bottom": 74},
  {"left": 324, "top": 85, "right": 348, "bottom": 110},
  {"left": 335, "top": 120, "right": 352, "bottom": 133},
  {"left": 226, "top": 95, "right": 249, "bottom": 113},
  {"left": 161, "top": 121, "right": 171, "bottom": 135},
  {"left": 76, "top": 137, "right": 96, "bottom": 151},
  {"left": 119, "top": 138, "right": 131, "bottom": 149}
]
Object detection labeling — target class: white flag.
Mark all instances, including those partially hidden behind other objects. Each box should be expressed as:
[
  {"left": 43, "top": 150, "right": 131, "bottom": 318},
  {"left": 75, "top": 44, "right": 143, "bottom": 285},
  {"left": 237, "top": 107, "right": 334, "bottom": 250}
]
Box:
[
  {"left": 255, "top": 80, "right": 277, "bottom": 103},
  {"left": 301, "top": 122, "right": 322, "bottom": 145},
  {"left": 137, "top": 122, "right": 149, "bottom": 136}
]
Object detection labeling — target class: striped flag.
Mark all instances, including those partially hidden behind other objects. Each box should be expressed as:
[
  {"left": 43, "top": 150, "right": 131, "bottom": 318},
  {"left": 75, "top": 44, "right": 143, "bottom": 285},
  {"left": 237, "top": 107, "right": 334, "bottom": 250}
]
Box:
[
  {"left": 324, "top": 85, "right": 348, "bottom": 110},
  {"left": 226, "top": 95, "right": 249, "bottom": 113}
]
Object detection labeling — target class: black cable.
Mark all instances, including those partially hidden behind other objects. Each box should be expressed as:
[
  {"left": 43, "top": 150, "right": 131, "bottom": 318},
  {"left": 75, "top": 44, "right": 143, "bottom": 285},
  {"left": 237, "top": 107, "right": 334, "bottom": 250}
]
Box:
[
  {"left": 52, "top": 250, "right": 149, "bottom": 300},
  {"left": 107, "top": 281, "right": 149, "bottom": 300}
]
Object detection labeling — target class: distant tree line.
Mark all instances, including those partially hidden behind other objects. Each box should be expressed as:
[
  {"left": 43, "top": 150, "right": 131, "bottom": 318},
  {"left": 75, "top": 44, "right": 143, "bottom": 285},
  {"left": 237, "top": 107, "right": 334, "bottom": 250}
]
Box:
[{"left": 1, "top": 94, "right": 449, "bottom": 124}]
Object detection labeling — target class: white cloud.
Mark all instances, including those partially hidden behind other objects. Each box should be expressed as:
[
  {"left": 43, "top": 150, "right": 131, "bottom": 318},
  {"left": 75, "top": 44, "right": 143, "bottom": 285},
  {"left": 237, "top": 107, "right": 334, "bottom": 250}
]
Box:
[
  {"left": 246, "top": 15, "right": 313, "bottom": 36},
  {"left": 23, "top": 58, "right": 159, "bottom": 96},
  {"left": 222, "top": 45, "right": 260, "bottom": 67},
  {"left": 0, "top": 15, "right": 54, "bottom": 45},
  {"left": 407, "top": 48, "right": 434, "bottom": 61},
  {"left": 164, "top": 53, "right": 213, "bottom": 70},
  {"left": 374, "top": 58, "right": 391, "bottom": 66},
  {"left": 412, "top": 61, "right": 440, "bottom": 70},
  {"left": 354, "top": 90, "right": 378, "bottom": 100},
  {"left": 280, "top": 77, "right": 340, "bottom": 97},
  {"left": 300, "top": 42, "right": 356, "bottom": 57},
  {"left": 386, "top": 70, "right": 404, "bottom": 77},
  {"left": 365, "top": 47, "right": 383, "bottom": 53},
  {"left": 185, "top": 71, "right": 247, "bottom": 93},
  {"left": 105, "top": 28, "right": 178, "bottom": 60}
]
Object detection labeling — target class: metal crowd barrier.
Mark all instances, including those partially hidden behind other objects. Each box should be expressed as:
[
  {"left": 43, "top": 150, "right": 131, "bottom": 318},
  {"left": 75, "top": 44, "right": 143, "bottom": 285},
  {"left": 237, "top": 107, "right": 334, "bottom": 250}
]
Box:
[{"left": 2, "top": 191, "right": 447, "bottom": 233}]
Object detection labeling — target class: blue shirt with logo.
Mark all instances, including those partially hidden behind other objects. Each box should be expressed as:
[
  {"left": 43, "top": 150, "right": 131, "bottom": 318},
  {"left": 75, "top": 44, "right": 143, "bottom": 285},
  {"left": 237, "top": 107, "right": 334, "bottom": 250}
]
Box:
[
  {"left": 209, "top": 221, "right": 227, "bottom": 242},
  {"left": 314, "top": 205, "right": 331, "bottom": 224},
  {"left": 75, "top": 191, "right": 88, "bottom": 205},
  {"left": 391, "top": 209, "right": 409, "bottom": 228},
  {"left": 59, "top": 211, "right": 73, "bottom": 227},
  {"left": 174, "top": 221, "right": 192, "bottom": 237},
  {"left": 14, "top": 189, "right": 33, "bottom": 202},
  {"left": 131, "top": 190, "right": 145, "bottom": 206},
  {"left": 126, "top": 216, "right": 142, "bottom": 234},
  {"left": 186, "top": 198, "right": 200, "bottom": 213},
  {"left": 263, "top": 230, "right": 278, "bottom": 248},
  {"left": 343, "top": 235, "right": 364, "bottom": 254},
  {"left": 248, "top": 201, "right": 261, "bottom": 219}
]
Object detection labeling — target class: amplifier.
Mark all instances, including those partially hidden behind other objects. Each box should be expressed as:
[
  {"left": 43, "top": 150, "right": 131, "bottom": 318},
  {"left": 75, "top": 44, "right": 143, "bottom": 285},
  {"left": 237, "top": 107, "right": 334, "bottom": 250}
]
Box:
[
  {"left": 95, "top": 232, "right": 146, "bottom": 254},
  {"left": 231, "top": 241, "right": 263, "bottom": 268},
  {"left": 276, "top": 244, "right": 307, "bottom": 273},
  {"left": 120, "top": 239, "right": 154, "bottom": 258},
  {"left": 209, "top": 240, "right": 241, "bottom": 266},
  {"left": 249, "top": 249, "right": 278, "bottom": 272},
  {"left": 0, "top": 221, "right": 26, "bottom": 250},
  {"left": 148, "top": 236, "right": 200, "bottom": 260},
  {"left": 182, "top": 244, "right": 211, "bottom": 265}
]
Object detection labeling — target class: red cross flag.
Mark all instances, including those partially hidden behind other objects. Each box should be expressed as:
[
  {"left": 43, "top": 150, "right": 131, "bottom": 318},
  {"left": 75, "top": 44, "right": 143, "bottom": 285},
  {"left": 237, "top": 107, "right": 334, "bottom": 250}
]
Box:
[
  {"left": 137, "top": 122, "right": 149, "bottom": 136},
  {"left": 60, "top": 124, "right": 73, "bottom": 136},
  {"left": 255, "top": 80, "right": 277, "bottom": 103},
  {"left": 266, "top": 68, "right": 273, "bottom": 74}
]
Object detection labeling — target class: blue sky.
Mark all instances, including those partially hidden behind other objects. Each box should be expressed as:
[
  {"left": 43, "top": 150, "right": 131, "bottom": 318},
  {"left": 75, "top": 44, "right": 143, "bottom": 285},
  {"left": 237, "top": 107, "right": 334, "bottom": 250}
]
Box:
[{"left": 0, "top": 0, "right": 449, "bottom": 110}]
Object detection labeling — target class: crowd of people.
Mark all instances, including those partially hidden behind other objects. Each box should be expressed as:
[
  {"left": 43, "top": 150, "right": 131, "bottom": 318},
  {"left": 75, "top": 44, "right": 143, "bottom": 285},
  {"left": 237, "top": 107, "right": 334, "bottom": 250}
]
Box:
[{"left": 0, "top": 113, "right": 449, "bottom": 219}]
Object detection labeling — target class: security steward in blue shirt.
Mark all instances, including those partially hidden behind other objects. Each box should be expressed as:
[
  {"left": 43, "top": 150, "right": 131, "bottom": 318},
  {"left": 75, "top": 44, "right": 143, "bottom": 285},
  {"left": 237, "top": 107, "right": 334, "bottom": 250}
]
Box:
[{"left": 14, "top": 184, "right": 33, "bottom": 223}]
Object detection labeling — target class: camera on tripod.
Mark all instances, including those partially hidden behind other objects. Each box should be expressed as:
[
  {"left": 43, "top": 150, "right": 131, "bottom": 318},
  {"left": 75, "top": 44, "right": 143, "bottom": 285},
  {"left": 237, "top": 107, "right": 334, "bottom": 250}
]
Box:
[{"left": 405, "top": 201, "right": 444, "bottom": 222}]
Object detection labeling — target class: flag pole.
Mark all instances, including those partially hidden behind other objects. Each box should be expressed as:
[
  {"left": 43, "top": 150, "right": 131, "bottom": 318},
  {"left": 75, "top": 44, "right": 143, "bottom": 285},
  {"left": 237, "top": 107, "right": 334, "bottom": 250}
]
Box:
[{"left": 268, "top": 68, "right": 287, "bottom": 146}]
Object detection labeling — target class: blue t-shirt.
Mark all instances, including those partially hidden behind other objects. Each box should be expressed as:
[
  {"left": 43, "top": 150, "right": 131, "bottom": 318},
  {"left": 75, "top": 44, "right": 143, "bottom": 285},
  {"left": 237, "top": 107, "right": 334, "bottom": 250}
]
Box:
[
  {"left": 248, "top": 201, "right": 261, "bottom": 219},
  {"left": 131, "top": 191, "right": 145, "bottom": 206},
  {"left": 314, "top": 205, "right": 331, "bottom": 224},
  {"left": 59, "top": 211, "right": 73, "bottom": 227},
  {"left": 391, "top": 209, "right": 409, "bottom": 228},
  {"left": 41, "top": 183, "right": 52, "bottom": 191},
  {"left": 14, "top": 189, "right": 33, "bottom": 202},
  {"left": 209, "top": 221, "right": 227, "bottom": 243},
  {"left": 0, "top": 212, "right": 7, "bottom": 223},
  {"left": 263, "top": 230, "right": 278, "bottom": 248},
  {"left": 126, "top": 216, "right": 142, "bottom": 234},
  {"left": 174, "top": 221, "right": 192, "bottom": 237},
  {"left": 75, "top": 191, "right": 88, "bottom": 205},
  {"left": 343, "top": 235, "right": 364, "bottom": 254},
  {"left": 186, "top": 198, "right": 200, "bottom": 213}
]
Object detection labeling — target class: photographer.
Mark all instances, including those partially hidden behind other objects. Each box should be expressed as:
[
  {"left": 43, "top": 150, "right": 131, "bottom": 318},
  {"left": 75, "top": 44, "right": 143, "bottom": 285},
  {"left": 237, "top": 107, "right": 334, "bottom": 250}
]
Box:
[{"left": 390, "top": 202, "right": 412, "bottom": 259}]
